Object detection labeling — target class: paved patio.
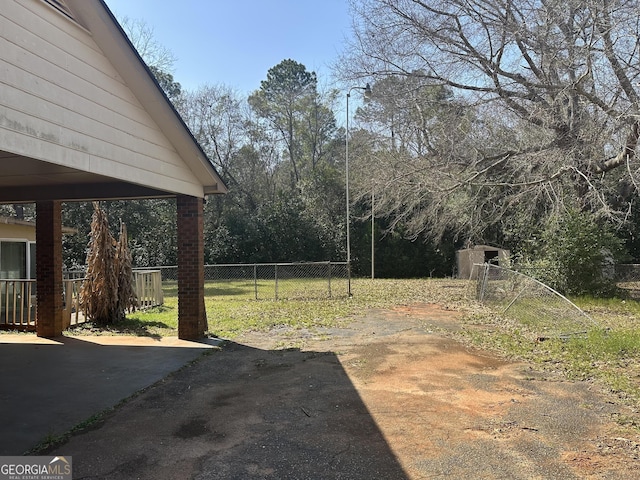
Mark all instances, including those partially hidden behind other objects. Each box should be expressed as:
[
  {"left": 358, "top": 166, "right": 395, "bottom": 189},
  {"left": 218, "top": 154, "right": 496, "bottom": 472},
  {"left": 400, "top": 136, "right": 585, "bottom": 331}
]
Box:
[{"left": 0, "top": 333, "right": 221, "bottom": 455}]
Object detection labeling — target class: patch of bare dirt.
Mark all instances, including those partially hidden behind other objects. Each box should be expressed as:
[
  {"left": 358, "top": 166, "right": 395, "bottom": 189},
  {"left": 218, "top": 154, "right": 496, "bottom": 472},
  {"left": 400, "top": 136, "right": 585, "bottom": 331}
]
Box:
[{"left": 56, "top": 303, "right": 639, "bottom": 479}]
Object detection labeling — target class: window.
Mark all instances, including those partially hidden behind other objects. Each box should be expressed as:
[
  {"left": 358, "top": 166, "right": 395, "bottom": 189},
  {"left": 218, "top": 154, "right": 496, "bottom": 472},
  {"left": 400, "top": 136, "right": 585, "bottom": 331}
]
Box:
[
  {"left": 0, "top": 241, "right": 27, "bottom": 280},
  {"left": 484, "top": 250, "right": 499, "bottom": 264},
  {"left": 29, "top": 242, "right": 36, "bottom": 280}
]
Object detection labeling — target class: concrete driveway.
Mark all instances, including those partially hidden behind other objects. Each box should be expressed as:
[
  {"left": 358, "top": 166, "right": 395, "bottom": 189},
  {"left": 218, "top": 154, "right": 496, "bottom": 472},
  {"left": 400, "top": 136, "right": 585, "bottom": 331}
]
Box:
[
  {"left": 33, "top": 305, "right": 640, "bottom": 478},
  {"left": 0, "top": 334, "right": 220, "bottom": 455},
  {"left": 2, "top": 304, "right": 639, "bottom": 478}
]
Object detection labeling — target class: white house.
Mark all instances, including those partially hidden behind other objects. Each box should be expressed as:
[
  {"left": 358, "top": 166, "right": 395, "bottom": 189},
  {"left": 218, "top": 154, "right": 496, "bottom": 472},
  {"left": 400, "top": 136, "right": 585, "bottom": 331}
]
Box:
[
  {"left": 0, "top": 215, "right": 77, "bottom": 280},
  {"left": 0, "top": 217, "right": 37, "bottom": 281},
  {"left": 0, "top": 0, "right": 227, "bottom": 338}
]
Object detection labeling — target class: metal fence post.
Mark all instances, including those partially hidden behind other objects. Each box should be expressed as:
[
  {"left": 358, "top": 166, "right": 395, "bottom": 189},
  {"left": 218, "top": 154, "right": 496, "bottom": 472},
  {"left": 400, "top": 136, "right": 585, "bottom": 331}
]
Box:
[
  {"left": 327, "top": 261, "right": 332, "bottom": 298},
  {"left": 275, "top": 263, "right": 278, "bottom": 300},
  {"left": 254, "top": 264, "right": 258, "bottom": 300},
  {"left": 479, "top": 263, "right": 490, "bottom": 302}
]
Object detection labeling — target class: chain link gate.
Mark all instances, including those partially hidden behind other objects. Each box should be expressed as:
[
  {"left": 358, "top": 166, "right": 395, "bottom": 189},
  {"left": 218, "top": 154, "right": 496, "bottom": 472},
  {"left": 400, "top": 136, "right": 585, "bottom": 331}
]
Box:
[{"left": 474, "top": 263, "right": 598, "bottom": 338}]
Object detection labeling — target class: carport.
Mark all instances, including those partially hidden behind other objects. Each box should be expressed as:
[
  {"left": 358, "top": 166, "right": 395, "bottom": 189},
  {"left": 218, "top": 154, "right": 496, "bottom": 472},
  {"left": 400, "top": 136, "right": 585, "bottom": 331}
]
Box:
[{"left": 0, "top": 0, "right": 227, "bottom": 339}]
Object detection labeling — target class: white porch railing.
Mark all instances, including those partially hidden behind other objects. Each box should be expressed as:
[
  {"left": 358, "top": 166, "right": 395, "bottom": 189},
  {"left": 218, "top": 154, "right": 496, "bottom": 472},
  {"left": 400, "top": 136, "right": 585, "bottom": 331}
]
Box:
[
  {"left": 0, "top": 270, "right": 164, "bottom": 331},
  {"left": 0, "top": 279, "right": 36, "bottom": 330},
  {"left": 63, "top": 278, "right": 85, "bottom": 329},
  {"left": 133, "top": 270, "right": 164, "bottom": 309}
]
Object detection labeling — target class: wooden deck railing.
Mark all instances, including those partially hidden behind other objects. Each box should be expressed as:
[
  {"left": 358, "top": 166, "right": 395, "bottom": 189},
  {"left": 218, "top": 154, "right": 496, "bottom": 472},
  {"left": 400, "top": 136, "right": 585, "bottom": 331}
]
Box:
[{"left": 0, "top": 270, "right": 164, "bottom": 331}]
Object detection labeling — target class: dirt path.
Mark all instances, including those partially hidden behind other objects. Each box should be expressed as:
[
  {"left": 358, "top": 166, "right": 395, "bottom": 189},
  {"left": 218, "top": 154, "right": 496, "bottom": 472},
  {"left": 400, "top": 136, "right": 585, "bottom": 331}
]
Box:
[{"left": 56, "top": 304, "right": 639, "bottom": 479}]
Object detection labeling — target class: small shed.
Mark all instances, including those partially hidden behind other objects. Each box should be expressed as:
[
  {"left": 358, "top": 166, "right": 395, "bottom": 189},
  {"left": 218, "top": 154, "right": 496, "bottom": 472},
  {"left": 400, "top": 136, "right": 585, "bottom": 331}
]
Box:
[{"left": 456, "top": 245, "right": 510, "bottom": 279}]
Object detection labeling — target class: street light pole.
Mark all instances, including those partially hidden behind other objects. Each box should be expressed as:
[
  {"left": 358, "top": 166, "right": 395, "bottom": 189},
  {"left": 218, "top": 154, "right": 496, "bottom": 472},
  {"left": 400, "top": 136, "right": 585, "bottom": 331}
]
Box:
[
  {"left": 346, "top": 83, "right": 371, "bottom": 296},
  {"left": 371, "top": 189, "right": 375, "bottom": 279}
]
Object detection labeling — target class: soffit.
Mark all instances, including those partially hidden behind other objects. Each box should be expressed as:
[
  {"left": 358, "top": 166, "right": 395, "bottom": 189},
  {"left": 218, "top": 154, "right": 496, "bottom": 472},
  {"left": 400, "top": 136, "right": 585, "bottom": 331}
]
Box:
[{"left": 0, "top": 151, "right": 171, "bottom": 203}]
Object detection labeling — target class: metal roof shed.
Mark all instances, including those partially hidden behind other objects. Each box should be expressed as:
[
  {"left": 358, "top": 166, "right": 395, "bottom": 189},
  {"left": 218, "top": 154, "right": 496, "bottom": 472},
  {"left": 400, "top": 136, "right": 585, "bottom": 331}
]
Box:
[{"left": 456, "top": 245, "right": 510, "bottom": 280}]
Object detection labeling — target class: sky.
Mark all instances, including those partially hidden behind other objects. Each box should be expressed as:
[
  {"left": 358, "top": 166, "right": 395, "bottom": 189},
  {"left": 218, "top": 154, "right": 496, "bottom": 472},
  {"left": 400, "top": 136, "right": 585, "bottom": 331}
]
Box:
[{"left": 104, "top": 0, "right": 354, "bottom": 95}]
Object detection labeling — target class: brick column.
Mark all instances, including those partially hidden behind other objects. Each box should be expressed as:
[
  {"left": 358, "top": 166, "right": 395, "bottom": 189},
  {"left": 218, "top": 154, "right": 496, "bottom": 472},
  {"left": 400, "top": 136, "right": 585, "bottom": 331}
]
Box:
[
  {"left": 177, "top": 195, "right": 207, "bottom": 339},
  {"left": 36, "top": 201, "right": 63, "bottom": 338}
]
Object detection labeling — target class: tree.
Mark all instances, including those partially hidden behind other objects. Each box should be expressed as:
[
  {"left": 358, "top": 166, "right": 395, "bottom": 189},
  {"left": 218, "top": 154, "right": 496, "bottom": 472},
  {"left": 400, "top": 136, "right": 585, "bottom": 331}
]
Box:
[
  {"left": 517, "top": 209, "right": 626, "bottom": 295},
  {"left": 340, "top": 0, "right": 640, "bottom": 243},
  {"left": 248, "top": 59, "right": 320, "bottom": 184},
  {"left": 348, "top": 75, "right": 476, "bottom": 242},
  {"left": 62, "top": 202, "right": 95, "bottom": 269},
  {"left": 149, "top": 66, "right": 182, "bottom": 102},
  {"left": 177, "top": 84, "right": 282, "bottom": 262},
  {"left": 119, "top": 16, "right": 176, "bottom": 73},
  {"left": 119, "top": 16, "right": 182, "bottom": 101},
  {"left": 0, "top": 204, "right": 35, "bottom": 220},
  {"left": 176, "top": 62, "right": 349, "bottom": 265},
  {"left": 179, "top": 85, "right": 266, "bottom": 208},
  {"left": 300, "top": 87, "right": 340, "bottom": 172}
]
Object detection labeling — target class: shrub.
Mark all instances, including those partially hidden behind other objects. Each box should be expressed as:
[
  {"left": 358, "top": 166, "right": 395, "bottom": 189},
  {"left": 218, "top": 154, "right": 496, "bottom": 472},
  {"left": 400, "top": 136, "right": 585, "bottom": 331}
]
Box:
[{"left": 519, "top": 210, "right": 625, "bottom": 296}]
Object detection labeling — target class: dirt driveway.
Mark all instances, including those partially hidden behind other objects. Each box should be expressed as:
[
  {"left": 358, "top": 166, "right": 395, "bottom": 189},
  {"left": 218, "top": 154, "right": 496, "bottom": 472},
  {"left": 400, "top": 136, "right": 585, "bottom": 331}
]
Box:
[{"left": 55, "top": 304, "right": 639, "bottom": 479}]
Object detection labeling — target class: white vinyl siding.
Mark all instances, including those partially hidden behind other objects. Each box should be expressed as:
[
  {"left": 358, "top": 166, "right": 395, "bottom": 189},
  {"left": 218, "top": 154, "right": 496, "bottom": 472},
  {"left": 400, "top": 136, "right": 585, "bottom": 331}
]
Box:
[{"left": 0, "top": 1, "right": 204, "bottom": 196}]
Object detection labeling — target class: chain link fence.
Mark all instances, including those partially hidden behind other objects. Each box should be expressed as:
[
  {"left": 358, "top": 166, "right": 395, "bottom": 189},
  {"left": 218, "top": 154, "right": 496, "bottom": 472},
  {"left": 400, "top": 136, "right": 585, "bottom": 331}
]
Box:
[
  {"left": 474, "top": 263, "right": 598, "bottom": 338},
  {"left": 157, "top": 262, "right": 350, "bottom": 300}
]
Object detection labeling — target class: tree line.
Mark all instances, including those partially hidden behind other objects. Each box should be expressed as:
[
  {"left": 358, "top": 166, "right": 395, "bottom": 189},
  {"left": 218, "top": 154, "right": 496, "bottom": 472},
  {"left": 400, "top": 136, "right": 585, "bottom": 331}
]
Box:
[
  {"left": 338, "top": 0, "right": 640, "bottom": 293},
  {"left": 10, "top": 1, "right": 640, "bottom": 291}
]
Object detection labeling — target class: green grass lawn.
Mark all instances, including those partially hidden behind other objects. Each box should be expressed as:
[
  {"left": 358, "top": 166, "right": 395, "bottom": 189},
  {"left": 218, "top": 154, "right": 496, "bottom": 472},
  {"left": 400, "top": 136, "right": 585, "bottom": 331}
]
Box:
[
  {"left": 460, "top": 292, "right": 640, "bottom": 416},
  {"left": 109, "top": 278, "right": 469, "bottom": 339}
]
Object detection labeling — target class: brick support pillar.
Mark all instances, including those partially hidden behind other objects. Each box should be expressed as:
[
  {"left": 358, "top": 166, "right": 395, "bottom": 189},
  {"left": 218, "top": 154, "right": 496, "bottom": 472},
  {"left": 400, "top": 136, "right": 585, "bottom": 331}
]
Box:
[
  {"left": 36, "top": 201, "right": 63, "bottom": 338},
  {"left": 177, "top": 195, "right": 207, "bottom": 339}
]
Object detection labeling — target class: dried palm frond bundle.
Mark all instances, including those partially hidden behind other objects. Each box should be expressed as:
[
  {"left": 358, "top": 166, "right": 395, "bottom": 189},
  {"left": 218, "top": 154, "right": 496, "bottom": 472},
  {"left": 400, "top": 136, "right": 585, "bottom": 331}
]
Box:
[
  {"left": 79, "top": 202, "right": 119, "bottom": 325},
  {"left": 115, "top": 221, "right": 138, "bottom": 316}
]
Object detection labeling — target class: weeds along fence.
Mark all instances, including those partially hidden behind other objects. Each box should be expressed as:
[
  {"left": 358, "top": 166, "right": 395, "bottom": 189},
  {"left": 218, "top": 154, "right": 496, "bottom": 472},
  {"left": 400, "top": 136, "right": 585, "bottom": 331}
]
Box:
[
  {"left": 474, "top": 263, "right": 598, "bottom": 339},
  {"left": 157, "top": 262, "right": 350, "bottom": 300}
]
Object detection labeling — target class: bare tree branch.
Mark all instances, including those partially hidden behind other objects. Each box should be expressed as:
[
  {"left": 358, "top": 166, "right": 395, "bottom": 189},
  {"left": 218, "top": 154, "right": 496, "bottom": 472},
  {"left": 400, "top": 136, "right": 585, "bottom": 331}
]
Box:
[{"left": 340, "top": 0, "right": 640, "bottom": 242}]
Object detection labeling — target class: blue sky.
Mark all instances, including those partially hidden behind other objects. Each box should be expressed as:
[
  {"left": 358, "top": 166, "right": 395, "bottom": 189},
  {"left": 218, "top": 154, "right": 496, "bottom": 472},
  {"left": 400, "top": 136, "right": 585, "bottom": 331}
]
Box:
[{"left": 104, "top": 0, "right": 353, "bottom": 94}]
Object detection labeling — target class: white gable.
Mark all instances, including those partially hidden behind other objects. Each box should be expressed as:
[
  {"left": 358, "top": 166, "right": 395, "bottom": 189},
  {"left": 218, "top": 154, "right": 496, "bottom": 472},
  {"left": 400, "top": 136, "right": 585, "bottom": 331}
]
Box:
[{"left": 0, "top": 0, "right": 226, "bottom": 202}]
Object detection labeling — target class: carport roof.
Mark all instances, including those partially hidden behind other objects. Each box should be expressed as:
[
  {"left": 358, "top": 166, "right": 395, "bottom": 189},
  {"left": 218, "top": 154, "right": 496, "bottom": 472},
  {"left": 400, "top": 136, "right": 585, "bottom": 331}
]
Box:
[
  {"left": 0, "top": 0, "right": 227, "bottom": 203},
  {"left": 0, "top": 152, "right": 180, "bottom": 202}
]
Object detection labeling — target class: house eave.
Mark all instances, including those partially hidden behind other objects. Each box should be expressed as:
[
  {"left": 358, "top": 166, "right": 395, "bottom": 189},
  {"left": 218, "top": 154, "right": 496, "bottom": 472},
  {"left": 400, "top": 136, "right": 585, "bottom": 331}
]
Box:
[
  {"left": 65, "top": 0, "right": 228, "bottom": 197},
  {"left": 0, "top": 216, "right": 77, "bottom": 235}
]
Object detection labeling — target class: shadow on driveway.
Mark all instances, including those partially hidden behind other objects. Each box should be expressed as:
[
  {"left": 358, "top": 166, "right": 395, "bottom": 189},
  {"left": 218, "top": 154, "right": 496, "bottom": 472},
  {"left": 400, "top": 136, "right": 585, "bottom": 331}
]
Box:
[
  {"left": 6, "top": 304, "right": 637, "bottom": 479},
  {"left": 51, "top": 340, "right": 408, "bottom": 479}
]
